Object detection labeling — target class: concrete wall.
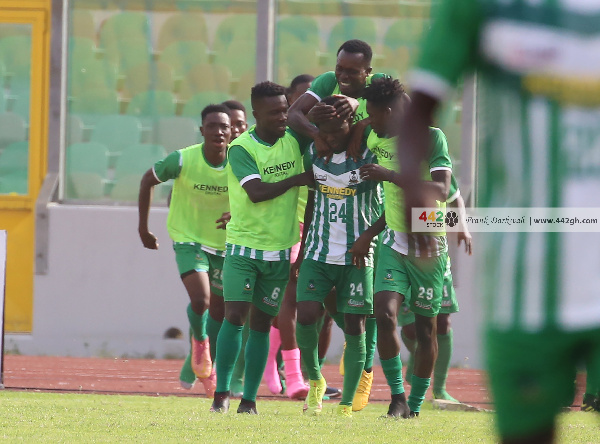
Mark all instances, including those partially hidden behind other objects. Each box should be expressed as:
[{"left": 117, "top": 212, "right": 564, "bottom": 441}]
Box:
[{"left": 6, "top": 205, "right": 484, "bottom": 369}]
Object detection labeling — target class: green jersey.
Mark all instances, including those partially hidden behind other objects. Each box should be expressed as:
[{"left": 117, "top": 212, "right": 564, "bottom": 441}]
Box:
[
  {"left": 413, "top": 0, "right": 600, "bottom": 331},
  {"left": 308, "top": 72, "right": 389, "bottom": 123},
  {"left": 367, "top": 128, "right": 453, "bottom": 256},
  {"left": 227, "top": 126, "right": 309, "bottom": 259},
  {"left": 153, "top": 143, "right": 228, "bottom": 255},
  {"left": 303, "top": 142, "right": 383, "bottom": 267}
]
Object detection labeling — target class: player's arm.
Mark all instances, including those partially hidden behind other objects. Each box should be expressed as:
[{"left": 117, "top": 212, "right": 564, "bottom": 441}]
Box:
[
  {"left": 448, "top": 192, "right": 472, "bottom": 255},
  {"left": 138, "top": 168, "right": 162, "bottom": 250},
  {"left": 350, "top": 212, "right": 386, "bottom": 268},
  {"left": 291, "top": 188, "right": 315, "bottom": 280}
]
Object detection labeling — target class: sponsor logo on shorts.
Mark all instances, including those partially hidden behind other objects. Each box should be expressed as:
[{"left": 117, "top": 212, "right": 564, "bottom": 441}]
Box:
[
  {"left": 415, "top": 300, "right": 432, "bottom": 310},
  {"left": 384, "top": 269, "right": 394, "bottom": 281},
  {"left": 441, "top": 300, "right": 451, "bottom": 307},
  {"left": 262, "top": 297, "right": 278, "bottom": 307},
  {"left": 210, "top": 281, "right": 223, "bottom": 290},
  {"left": 348, "top": 299, "right": 364, "bottom": 307},
  {"left": 243, "top": 278, "right": 252, "bottom": 292},
  {"left": 195, "top": 254, "right": 206, "bottom": 261},
  {"left": 307, "top": 280, "right": 316, "bottom": 291}
]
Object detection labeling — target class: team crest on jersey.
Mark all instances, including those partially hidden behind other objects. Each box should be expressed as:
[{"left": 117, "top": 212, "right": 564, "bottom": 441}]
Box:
[
  {"left": 243, "top": 278, "right": 252, "bottom": 291},
  {"left": 385, "top": 270, "right": 394, "bottom": 281},
  {"left": 314, "top": 173, "right": 327, "bottom": 181},
  {"left": 307, "top": 280, "right": 316, "bottom": 291},
  {"left": 348, "top": 170, "right": 359, "bottom": 185}
]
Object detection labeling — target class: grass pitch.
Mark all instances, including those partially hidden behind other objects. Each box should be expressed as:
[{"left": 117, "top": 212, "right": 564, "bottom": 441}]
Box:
[{"left": 0, "top": 391, "right": 598, "bottom": 443}]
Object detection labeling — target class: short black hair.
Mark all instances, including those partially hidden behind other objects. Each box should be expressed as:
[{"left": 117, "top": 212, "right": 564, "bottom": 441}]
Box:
[
  {"left": 251, "top": 81, "right": 286, "bottom": 109},
  {"left": 337, "top": 39, "right": 373, "bottom": 64},
  {"left": 362, "top": 77, "right": 407, "bottom": 108},
  {"left": 201, "top": 104, "right": 231, "bottom": 122},
  {"left": 222, "top": 100, "right": 246, "bottom": 114},
  {"left": 289, "top": 74, "right": 315, "bottom": 92}
]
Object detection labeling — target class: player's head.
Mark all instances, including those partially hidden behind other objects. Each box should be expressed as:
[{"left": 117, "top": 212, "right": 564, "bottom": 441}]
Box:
[
  {"left": 315, "top": 96, "right": 353, "bottom": 153},
  {"left": 287, "top": 74, "right": 315, "bottom": 104},
  {"left": 335, "top": 39, "right": 373, "bottom": 97},
  {"left": 251, "top": 81, "right": 288, "bottom": 140},
  {"left": 200, "top": 104, "right": 231, "bottom": 150},
  {"left": 222, "top": 100, "right": 248, "bottom": 140},
  {"left": 363, "top": 77, "right": 409, "bottom": 138}
]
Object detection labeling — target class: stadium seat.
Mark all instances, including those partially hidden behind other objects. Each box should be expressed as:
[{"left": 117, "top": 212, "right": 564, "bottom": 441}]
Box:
[
  {"left": 0, "top": 170, "right": 28, "bottom": 195},
  {"left": 276, "top": 39, "right": 321, "bottom": 86},
  {"left": 157, "top": 13, "right": 209, "bottom": 52},
  {"left": 212, "top": 14, "right": 256, "bottom": 53},
  {"left": 233, "top": 71, "right": 255, "bottom": 102},
  {"left": 276, "top": 16, "right": 320, "bottom": 48},
  {"left": 0, "top": 35, "right": 32, "bottom": 80},
  {"left": 69, "top": 56, "right": 119, "bottom": 97},
  {"left": 102, "top": 37, "right": 152, "bottom": 76},
  {"left": 0, "top": 141, "right": 28, "bottom": 177},
  {"left": 66, "top": 114, "right": 86, "bottom": 146},
  {"left": 65, "top": 142, "right": 109, "bottom": 199},
  {"left": 151, "top": 117, "right": 200, "bottom": 153},
  {"left": 283, "top": 0, "right": 342, "bottom": 15},
  {"left": 99, "top": 12, "right": 150, "bottom": 51},
  {"left": 159, "top": 41, "right": 210, "bottom": 78},
  {"left": 327, "top": 17, "right": 377, "bottom": 55},
  {"left": 383, "top": 18, "right": 430, "bottom": 50},
  {"left": 0, "top": 112, "right": 27, "bottom": 150},
  {"left": 89, "top": 114, "right": 143, "bottom": 159},
  {"left": 69, "top": 88, "right": 120, "bottom": 116},
  {"left": 181, "top": 92, "right": 231, "bottom": 120},
  {"left": 111, "top": 143, "right": 167, "bottom": 201},
  {"left": 70, "top": 9, "right": 96, "bottom": 40},
  {"left": 0, "top": 23, "right": 31, "bottom": 40},
  {"left": 121, "top": 61, "right": 175, "bottom": 99},
  {"left": 381, "top": 46, "right": 413, "bottom": 77},
  {"left": 179, "top": 63, "right": 232, "bottom": 100},
  {"left": 213, "top": 39, "right": 256, "bottom": 77},
  {"left": 126, "top": 90, "right": 177, "bottom": 119}
]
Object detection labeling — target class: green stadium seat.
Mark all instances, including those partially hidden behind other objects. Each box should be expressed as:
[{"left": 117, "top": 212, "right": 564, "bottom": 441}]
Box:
[
  {"left": 70, "top": 9, "right": 96, "bottom": 40},
  {"left": 212, "top": 14, "right": 256, "bottom": 53},
  {"left": 159, "top": 41, "right": 210, "bottom": 78},
  {"left": 65, "top": 142, "right": 109, "bottom": 199},
  {"left": 181, "top": 92, "right": 231, "bottom": 120},
  {"left": 69, "top": 88, "right": 120, "bottom": 116},
  {"left": 102, "top": 37, "right": 152, "bottom": 75},
  {"left": 66, "top": 114, "right": 86, "bottom": 146},
  {"left": 152, "top": 117, "right": 200, "bottom": 153},
  {"left": 0, "top": 112, "right": 27, "bottom": 150},
  {"left": 99, "top": 12, "right": 150, "bottom": 51},
  {"left": 327, "top": 17, "right": 377, "bottom": 55},
  {"left": 233, "top": 71, "right": 255, "bottom": 102},
  {"left": 276, "top": 16, "right": 320, "bottom": 48},
  {"left": 213, "top": 39, "right": 256, "bottom": 77},
  {"left": 0, "top": 141, "right": 28, "bottom": 177},
  {"left": 276, "top": 39, "right": 321, "bottom": 86},
  {"left": 0, "top": 170, "right": 28, "bottom": 195},
  {"left": 157, "top": 13, "right": 209, "bottom": 52},
  {"left": 0, "top": 23, "right": 31, "bottom": 40},
  {"left": 122, "top": 61, "right": 175, "bottom": 99},
  {"left": 0, "top": 35, "right": 32, "bottom": 80},
  {"left": 68, "top": 37, "right": 96, "bottom": 64},
  {"left": 383, "top": 18, "right": 430, "bottom": 50},
  {"left": 126, "top": 90, "right": 177, "bottom": 119},
  {"left": 69, "top": 56, "right": 119, "bottom": 97},
  {"left": 110, "top": 143, "right": 167, "bottom": 201},
  {"left": 89, "top": 114, "right": 143, "bottom": 158},
  {"left": 283, "top": 0, "right": 342, "bottom": 15},
  {"left": 179, "top": 63, "right": 232, "bottom": 100}
]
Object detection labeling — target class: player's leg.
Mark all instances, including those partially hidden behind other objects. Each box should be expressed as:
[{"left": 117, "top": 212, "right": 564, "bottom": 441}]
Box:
[
  {"left": 373, "top": 245, "right": 411, "bottom": 418},
  {"left": 352, "top": 314, "right": 377, "bottom": 411},
  {"left": 211, "top": 254, "right": 256, "bottom": 413},
  {"left": 263, "top": 313, "right": 283, "bottom": 395},
  {"left": 237, "top": 259, "right": 290, "bottom": 414},
  {"left": 230, "top": 322, "right": 249, "bottom": 397},
  {"left": 433, "top": 313, "right": 458, "bottom": 402},
  {"left": 296, "top": 259, "right": 332, "bottom": 415},
  {"left": 399, "top": 307, "right": 417, "bottom": 384}
]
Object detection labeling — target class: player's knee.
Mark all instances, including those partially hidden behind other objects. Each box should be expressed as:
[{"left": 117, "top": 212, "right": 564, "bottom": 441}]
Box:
[
  {"left": 436, "top": 314, "right": 451, "bottom": 334},
  {"left": 375, "top": 306, "right": 397, "bottom": 332}
]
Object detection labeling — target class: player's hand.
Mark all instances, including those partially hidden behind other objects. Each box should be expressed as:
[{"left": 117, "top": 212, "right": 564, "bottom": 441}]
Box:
[
  {"left": 331, "top": 95, "right": 357, "bottom": 121},
  {"left": 359, "top": 164, "right": 392, "bottom": 182},
  {"left": 346, "top": 119, "right": 369, "bottom": 162},
  {"left": 139, "top": 230, "right": 159, "bottom": 250},
  {"left": 313, "top": 133, "right": 333, "bottom": 163},
  {"left": 349, "top": 233, "right": 372, "bottom": 269},
  {"left": 307, "top": 102, "right": 336, "bottom": 125},
  {"left": 457, "top": 229, "right": 472, "bottom": 255},
  {"left": 296, "top": 170, "right": 315, "bottom": 187},
  {"left": 290, "top": 255, "right": 303, "bottom": 281},
  {"left": 216, "top": 212, "right": 231, "bottom": 230}
]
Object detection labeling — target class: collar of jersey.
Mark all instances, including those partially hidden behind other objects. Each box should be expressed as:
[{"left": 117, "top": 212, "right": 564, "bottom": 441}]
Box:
[
  {"left": 200, "top": 142, "right": 228, "bottom": 169},
  {"left": 249, "top": 126, "right": 284, "bottom": 147}
]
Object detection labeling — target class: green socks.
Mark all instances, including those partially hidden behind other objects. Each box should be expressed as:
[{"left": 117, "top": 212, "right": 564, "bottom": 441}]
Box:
[
  {"left": 330, "top": 312, "right": 346, "bottom": 331},
  {"left": 401, "top": 329, "right": 416, "bottom": 383},
  {"left": 340, "top": 332, "right": 366, "bottom": 406},
  {"left": 242, "top": 328, "right": 269, "bottom": 402},
  {"left": 318, "top": 357, "right": 326, "bottom": 369},
  {"left": 186, "top": 303, "right": 208, "bottom": 342},
  {"left": 381, "top": 354, "right": 405, "bottom": 395},
  {"left": 215, "top": 319, "right": 243, "bottom": 392},
  {"left": 206, "top": 314, "right": 222, "bottom": 362},
  {"left": 408, "top": 375, "right": 431, "bottom": 413},
  {"left": 434, "top": 329, "right": 457, "bottom": 401},
  {"left": 231, "top": 322, "right": 250, "bottom": 394},
  {"left": 296, "top": 322, "right": 322, "bottom": 381},
  {"left": 364, "top": 316, "right": 377, "bottom": 371}
]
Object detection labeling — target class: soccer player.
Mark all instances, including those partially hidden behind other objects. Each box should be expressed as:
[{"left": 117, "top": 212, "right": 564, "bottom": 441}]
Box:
[
  {"left": 288, "top": 39, "right": 388, "bottom": 158},
  {"left": 396, "top": 0, "right": 600, "bottom": 441},
  {"left": 137, "top": 104, "right": 232, "bottom": 397},
  {"left": 358, "top": 77, "right": 452, "bottom": 418},
  {"left": 223, "top": 100, "right": 248, "bottom": 141},
  {"left": 295, "top": 95, "right": 384, "bottom": 417},
  {"left": 210, "top": 81, "right": 313, "bottom": 414},
  {"left": 286, "top": 74, "right": 315, "bottom": 105}
]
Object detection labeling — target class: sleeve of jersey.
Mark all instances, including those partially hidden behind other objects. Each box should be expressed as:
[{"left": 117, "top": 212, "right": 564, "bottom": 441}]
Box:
[
  {"left": 228, "top": 145, "right": 260, "bottom": 186},
  {"left": 429, "top": 128, "right": 453, "bottom": 172},
  {"left": 307, "top": 72, "right": 336, "bottom": 102},
  {"left": 447, "top": 173, "right": 461, "bottom": 203},
  {"left": 287, "top": 127, "right": 314, "bottom": 154},
  {"left": 410, "top": 0, "right": 483, "bottom": 101},
  {"left": 152, "top": 151, "right": 182, "bottom": 182},
  {"left": 303, "top": 145, "right": 314, "bottom": 171}
]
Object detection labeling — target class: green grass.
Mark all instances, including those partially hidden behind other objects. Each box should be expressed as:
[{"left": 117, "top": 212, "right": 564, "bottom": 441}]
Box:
[{"left": 0, "top": 391, "right": 598, "bottom": 443}]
